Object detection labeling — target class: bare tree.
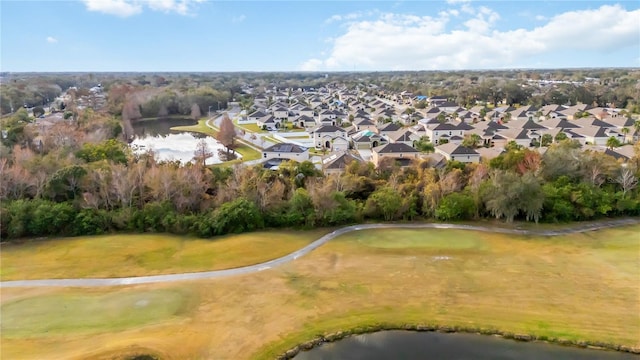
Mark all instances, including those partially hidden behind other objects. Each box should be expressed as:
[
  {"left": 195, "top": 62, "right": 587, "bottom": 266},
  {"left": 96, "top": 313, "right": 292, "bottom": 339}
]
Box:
[
  {"left": 216, "top": 113, "right": 237, "bottom": 157},
  {"left": 158, "top": 104, "right": 169, "bottom": 119},
  {"left": 193, "top": 139, "right": 213, "bottom": 167},
  {"left": 122, "top": 100, "right": 142, "bottom": 121},
  {"left": 615, "top": 167, "right": 638, "bottom": 198},
  {"left": 190, "top": 103, "right": 201, "bottom": 120}
]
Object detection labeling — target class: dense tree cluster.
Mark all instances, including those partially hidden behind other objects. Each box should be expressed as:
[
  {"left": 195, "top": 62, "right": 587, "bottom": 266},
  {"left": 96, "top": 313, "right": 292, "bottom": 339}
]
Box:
[{"left": 1, "top": 138, "right": 638, "bottom": 241}]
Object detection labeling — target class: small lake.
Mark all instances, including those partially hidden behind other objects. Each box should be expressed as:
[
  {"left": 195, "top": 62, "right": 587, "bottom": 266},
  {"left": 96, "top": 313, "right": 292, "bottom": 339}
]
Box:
[
  {"left": 130, "top": 118, "right": 232, "bottom": 165},
  {"left": 294, "top": 331, "right": 637, "bottom": 360}
]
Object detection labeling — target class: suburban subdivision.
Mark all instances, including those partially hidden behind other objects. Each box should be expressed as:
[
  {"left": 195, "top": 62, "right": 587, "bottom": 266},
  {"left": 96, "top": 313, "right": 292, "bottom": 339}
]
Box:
[
  {"left": 1, "top": 69, "right": 639, "bottom": 360},
  {"left": 2, "top": 0, "right": 640, "bottom": 356}
]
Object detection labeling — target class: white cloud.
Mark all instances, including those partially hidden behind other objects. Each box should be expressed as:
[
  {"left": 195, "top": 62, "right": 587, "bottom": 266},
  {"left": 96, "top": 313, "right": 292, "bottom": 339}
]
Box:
[
  {"left": 300, "top": 4, "right": 640, "bottom": 71},
  {"left": 300, "top": 59, "right": 323, "bottom": 71},
  {"left": 232, "top": 14, "right": 246, "bottom": 23},
  {"left": 81, "top": 0, "right": 203, "bottom": 17},
  {"left": 82, "top": 0, "right": 142, "bottom": 17},
  {"left": 325, "top": 10, "right": 377, "bottom": 24},
  {"left": 535, "top": 15, "right": 547, "bottom": 21},
  {"left": 46, "top": 36, "right": 58, "bottom": 43}
]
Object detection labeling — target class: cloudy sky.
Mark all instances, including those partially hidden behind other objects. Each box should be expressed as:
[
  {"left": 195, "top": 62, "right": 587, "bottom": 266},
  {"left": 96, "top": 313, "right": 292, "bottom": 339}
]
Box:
[{"left": 1, "top": 0, "right": 639, "bottom": 72}]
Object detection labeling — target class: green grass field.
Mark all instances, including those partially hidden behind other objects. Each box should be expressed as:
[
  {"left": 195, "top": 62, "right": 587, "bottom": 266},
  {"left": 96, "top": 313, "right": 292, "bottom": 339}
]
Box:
[
  {"left": 1, "top": 288, "right": 189, "bottom": 338},
  {"left": 1, "top": 224, "right": 638, "bottom": 360},
  {"left": 0, "top": 230, "right": 329, "bottom": 280},
  {"left": 234, "top": 121, "right": 264, "bottom": 133}
]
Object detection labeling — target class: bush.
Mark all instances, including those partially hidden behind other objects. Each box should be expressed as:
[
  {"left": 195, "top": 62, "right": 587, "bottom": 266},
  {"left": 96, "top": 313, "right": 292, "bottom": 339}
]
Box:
[
  {"left": 28, "top": 201, "right": 75, "bottom": 236},
  {"left": 211, "top": 198, "right": 264, "bottom": 235},
  {"left": 435, "top": 192, "right": 475, "bottom": 221},
  {"left": 72, "top": 209, "right": 111, "bottom": 235}
]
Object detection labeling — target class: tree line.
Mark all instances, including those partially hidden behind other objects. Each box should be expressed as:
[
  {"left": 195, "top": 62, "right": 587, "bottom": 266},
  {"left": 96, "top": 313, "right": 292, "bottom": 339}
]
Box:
[{"left": 1, "top": 137, "right": 639, "bottom": 241}]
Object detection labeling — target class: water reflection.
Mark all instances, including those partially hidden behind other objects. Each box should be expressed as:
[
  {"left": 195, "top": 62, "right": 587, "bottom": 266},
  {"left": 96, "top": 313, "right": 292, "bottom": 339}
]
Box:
[
  {"left": 130, "top": 118, "right": 231, "bottom": 165},
  {"left": 295, "top": 331, "right": 636, "bottom": 360}
]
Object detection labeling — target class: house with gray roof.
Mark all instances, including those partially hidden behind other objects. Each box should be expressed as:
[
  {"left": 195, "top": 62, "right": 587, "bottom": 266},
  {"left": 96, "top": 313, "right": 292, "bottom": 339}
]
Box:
[
  {"left": 322, "top": 151, "right": 365, "bottom": 175},
  {"left": 435, "top": 143, "right": 480, "bottom": 163},
  {"left": 371, "top": 142, "right": 420, "bottom": 168},
  {"left": 262, "top": 143, "right": 309, "bottom": 162}
]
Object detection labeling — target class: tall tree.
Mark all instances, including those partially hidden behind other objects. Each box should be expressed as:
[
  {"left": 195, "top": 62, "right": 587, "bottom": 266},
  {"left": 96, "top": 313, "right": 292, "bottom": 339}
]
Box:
[
  {"left": 190, "top": 103, "right": 201, "bottom": 120},
  {"left": 193, "top": 139, "right": 213, "bottom": 167},
  {"left": 216, "top": 113, "right": 237, "bottom": 156},
  {"left": 620, "top": 127, "right": 630, "bottom": 143},
  {"left": 615, "top": 167, "right": 638, "bottom": 198}
]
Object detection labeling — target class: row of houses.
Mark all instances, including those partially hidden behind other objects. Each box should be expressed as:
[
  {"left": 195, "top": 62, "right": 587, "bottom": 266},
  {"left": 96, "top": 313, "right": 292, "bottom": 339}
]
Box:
[{"left": 248, "top": 86, "right": 637, "bottom": 172}]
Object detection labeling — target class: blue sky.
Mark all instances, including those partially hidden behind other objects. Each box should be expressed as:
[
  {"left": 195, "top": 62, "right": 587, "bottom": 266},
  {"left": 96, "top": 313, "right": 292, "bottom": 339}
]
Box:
[{"left": 1, "top": 0, "right": 639, "bottom": 72}]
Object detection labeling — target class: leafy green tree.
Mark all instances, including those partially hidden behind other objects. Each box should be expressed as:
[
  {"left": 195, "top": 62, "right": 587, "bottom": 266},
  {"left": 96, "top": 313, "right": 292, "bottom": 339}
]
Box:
[
  {"left": 554, "top": 132, "right": 568, "bottom": 141},
  {"left": 414, "top": 136, "right": 434, "bottom": 152},
  {"left": 45, "top": 165, "right": 87, "bottom": 201},
  {"left": 28, "top": 201, "right": 75, "bottom": 236},
  {"left": 462, "top": 134, "right": 481, "bottom": 148},
  {"left": 435, "top": 192, "right": 476, "bottom": 220},
  {"left": 287, "top": 188, "right": 315, "bottom": 226},
  {"left": 541, "top": 134, "right": 553, "bottom": 147},
  {"left": 76, "top": 139, "right": 128, "bottom": 164},
  {"left": 484, "top": 171, "right": 544, "bottom": 222},
  {"left": 32, "top": 106, "right": 45, "bottom": 118},
  {"left": 211, "top": 197, "right": 263, "bottom": 235},
  {"left": 365, "top": 186, "right": 402, "bottom": 221}
]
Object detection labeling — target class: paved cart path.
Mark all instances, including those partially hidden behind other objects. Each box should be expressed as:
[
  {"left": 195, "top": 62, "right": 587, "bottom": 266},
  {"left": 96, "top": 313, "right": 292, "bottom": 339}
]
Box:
[{"left": 1, "top": 218, "right": 638, "bottom": 288}]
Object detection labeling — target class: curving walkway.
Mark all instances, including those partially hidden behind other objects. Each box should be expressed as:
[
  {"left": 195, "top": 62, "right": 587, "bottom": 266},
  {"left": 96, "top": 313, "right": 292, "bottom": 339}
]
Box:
[{"left": 1, "top": 218, "right": 638, "bottom": 288}]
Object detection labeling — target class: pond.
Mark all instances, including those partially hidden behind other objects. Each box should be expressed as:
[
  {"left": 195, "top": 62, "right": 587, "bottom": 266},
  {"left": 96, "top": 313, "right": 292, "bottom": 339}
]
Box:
[
  {"left": 130, "top": 118, "right": 233, "bottom": 165},
  {"left": 294, "top": 331, "right": 636, "bottom": 360}
]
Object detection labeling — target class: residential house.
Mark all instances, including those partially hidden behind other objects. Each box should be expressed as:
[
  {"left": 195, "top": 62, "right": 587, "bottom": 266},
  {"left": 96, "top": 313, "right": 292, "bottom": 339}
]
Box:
[
  {"left": 353, "top": 118, "right": 378, "bottom": 132},
  {"left": 371, "top": 142, "right": 420, "bottom": 167},
  {"left": 352, "top": 130, "right": 387, "bottom": 149},
  {"left": 377, "top": 122, "right": 403, "bottom": 137},
  {"left": 435, "top": 143, "right": 480, "bottom": 163},
  {"left": 387, "top": 129, "right": 418, "bottom": 147},
  {"left": 247, "top": 110, "right": 268, "bottom": 123},
  {"left": 256, "top": 115, "right": 281, "bottom": 130},
  {"left": 567, "top": 126, "right": 613, "bottom": 146},
  {"left": 311, "top": 125, "right": 349, "bottom": 150},
  {"left": 262, "top": 143, "right": 309, "bottom": 162},
  {"left": 322, "top": 151, "right": 364, "bottom": 175},
  {"left": 423, "top": 122, "right": 465, "bottom": 145},
  {"left": 294, "top": 115, "right": 317, "bottom": 129}
]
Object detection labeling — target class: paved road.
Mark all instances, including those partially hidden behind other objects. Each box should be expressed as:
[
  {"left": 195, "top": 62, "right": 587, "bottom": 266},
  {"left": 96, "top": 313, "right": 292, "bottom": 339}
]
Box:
[{"left": 1, "top": 218, "right": 638, "bottom": 288}]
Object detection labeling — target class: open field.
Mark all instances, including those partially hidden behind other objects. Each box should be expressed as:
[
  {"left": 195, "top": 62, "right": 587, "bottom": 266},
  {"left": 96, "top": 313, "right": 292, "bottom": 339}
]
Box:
[
  {"left": 1, "top": 224, "right": 639, "bottom": 360},
  {"left": 0, "top": 230, "right": 328, "bottom": 280}
]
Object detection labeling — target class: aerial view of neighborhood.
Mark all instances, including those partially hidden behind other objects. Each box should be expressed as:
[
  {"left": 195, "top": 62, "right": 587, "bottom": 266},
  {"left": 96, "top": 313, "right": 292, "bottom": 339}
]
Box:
[{"left": 1, "top": 0, "right": 639, "bottom": 359}]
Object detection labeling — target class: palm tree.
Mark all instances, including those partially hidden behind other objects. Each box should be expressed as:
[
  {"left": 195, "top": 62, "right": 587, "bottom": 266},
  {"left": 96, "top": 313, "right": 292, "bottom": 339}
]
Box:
[
  {"left": 462, "top": 134, "right": 481, "bottom": 148},
  {"left": 620, "top": 127, "right": 630, "bottom": 144},
  {"left": 606, "top": 136, "right": 621, "bottom": 150}
]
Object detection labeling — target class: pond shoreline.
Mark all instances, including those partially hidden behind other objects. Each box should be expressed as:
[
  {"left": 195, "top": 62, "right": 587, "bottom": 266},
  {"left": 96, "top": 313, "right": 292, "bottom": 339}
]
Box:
[{"left": 278, "top": 324, "right": 640, "bottom": 359}]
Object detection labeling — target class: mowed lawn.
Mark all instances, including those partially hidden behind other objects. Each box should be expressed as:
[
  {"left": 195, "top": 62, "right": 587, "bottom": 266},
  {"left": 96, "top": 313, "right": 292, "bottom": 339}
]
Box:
[
  {"left": 1, "top": 225, "right": 638, "bottom": 360},
  {"left": 0, "top": 229, "right": 329, "bottom": 280}
]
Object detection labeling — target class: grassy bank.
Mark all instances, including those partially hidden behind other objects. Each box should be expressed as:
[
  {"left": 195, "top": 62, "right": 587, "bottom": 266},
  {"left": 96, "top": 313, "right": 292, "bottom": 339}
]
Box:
[
  {"left": 1, "top": 224, "right": 638, "bottom": 360},
  {"left": 171, "top": 118, "right": 262, "bottom": 161},
  {"left": 0, "top": 230, "right": 329, "bottom": 280}
]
